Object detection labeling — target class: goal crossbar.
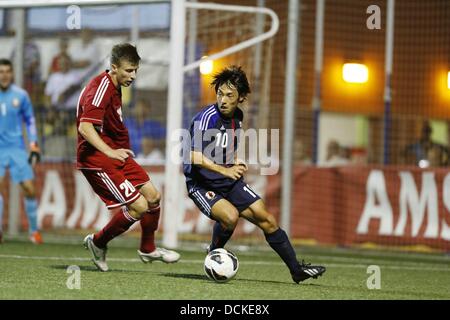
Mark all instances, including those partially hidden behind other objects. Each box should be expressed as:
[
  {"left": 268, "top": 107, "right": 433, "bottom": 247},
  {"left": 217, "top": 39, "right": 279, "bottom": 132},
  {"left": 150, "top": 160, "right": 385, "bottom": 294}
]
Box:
[
  {"left": 0, "top": 0, "right": 167, "bottom": 8},
  {"left": 183, "top": 2, "right": 279, "bottom": 72}
]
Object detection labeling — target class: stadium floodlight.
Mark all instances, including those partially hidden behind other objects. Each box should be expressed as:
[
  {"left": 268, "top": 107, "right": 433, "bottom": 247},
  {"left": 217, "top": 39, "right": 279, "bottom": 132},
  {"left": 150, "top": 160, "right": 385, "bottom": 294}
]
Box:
[
  {"left": 342, "top": 63, "right": 369, "bottom": 83},
  {"left": 447, "top": 71, "right": 450, "bottom": 89},
  {"left": 199, "top": 56, "right": 213, "bottom": 75}
]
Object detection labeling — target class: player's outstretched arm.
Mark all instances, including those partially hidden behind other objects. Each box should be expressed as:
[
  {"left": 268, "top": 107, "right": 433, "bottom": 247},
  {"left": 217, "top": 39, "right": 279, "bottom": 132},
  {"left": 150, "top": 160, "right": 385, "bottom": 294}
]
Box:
[
  {"left": 78, "top": 122, "right": 134, "bottom": 162},
  {"left": 191, "top": 151, "right": 246, "bottom": 180}
]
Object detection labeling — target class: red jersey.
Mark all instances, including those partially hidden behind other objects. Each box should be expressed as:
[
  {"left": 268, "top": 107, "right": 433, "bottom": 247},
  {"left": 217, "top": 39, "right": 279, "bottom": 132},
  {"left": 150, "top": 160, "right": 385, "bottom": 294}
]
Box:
[{"left": 76, "top": 71, "right": 130, "bottom": 169}]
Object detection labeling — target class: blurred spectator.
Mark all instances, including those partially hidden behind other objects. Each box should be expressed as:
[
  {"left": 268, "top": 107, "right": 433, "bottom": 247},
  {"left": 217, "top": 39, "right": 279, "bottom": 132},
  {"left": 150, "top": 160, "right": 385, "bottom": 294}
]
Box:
[
  {"left": 125, "top": 99, "right": 166, "bottom": 156},
  {"left": 294, "top": 140, "right": 312, "bottom": 165},
  {"left": 44, "top": 54, "right": 83, "bottom": 110},
  {"left": 339, "top": 144, "right": 351, "bottom": 161},
  {"left": 403, "top": 120, "right": 449, "bottom": 167},
  {"left": 49, "top": 37, "right": 72, "bottom": 75},
  {"left": 349, "top": 147, "right": 368, "bottom": 165},
  {"left": 70, "top": 28, "right": 101, "bottom": 79},
  {"left": 322, "top": 139, "right": 350, "bottom": 167},
  {"left": 40, "top": 107, "right": 76, "bottom": 160},
  {"left": 11, "top": 35, "right": 41, "bottom": 104},
  {"left": 135, "top": 137, "right": 165, "bottom": 165},
  {"left": 42, "top": 108, "right": 65, "bottom": 137}
]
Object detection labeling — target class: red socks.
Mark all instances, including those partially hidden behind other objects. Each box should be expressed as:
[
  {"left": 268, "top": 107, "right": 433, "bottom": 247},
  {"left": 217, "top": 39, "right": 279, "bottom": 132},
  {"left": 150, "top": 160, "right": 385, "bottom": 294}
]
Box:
[
  {"left": 139, "top": 205, "right": 160, "bottom": 253},
  {"left": 93, "top": 207, "right": 137, "bottom": 248},
  {"left": 92, "top": 204, "right": 160, "bottom": 252}
]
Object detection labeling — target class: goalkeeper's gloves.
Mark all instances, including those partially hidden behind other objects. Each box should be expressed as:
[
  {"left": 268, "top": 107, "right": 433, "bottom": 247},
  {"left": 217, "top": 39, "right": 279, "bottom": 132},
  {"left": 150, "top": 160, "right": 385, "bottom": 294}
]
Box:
[{"left": 28, "top": 142, "right": 41, "bottom": 166}]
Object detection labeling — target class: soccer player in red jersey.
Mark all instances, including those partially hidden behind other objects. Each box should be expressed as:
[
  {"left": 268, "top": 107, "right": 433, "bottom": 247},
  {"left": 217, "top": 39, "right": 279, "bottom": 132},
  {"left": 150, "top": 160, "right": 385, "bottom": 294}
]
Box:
[{"left": 76, "top": 43, "right": 179, "bottom": 271}]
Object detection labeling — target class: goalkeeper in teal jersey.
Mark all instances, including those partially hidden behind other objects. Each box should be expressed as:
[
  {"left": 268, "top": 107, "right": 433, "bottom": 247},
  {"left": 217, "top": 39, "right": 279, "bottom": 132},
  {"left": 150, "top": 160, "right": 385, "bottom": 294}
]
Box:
[{"left": 0, "top": 59, "right": 42, "bottom": 244}]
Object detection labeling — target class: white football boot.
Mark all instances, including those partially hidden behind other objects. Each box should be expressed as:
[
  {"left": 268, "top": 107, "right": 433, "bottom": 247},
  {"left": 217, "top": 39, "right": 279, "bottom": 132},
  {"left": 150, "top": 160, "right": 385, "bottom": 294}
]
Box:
[
  {"left": 137, "top": 248, "right": 180, "bottom": 263},
  {"left": 83, "top": 234, "right": 109, "bottom": 272}
]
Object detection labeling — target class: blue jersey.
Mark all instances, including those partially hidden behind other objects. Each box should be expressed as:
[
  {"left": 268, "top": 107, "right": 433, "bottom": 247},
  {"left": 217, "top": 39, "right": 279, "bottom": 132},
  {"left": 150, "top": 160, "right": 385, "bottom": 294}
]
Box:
[
  {"left": 0, "top": 84, "right": 38, "bottom": 149},
  {"left": 184, "top": 103, "right": 244, "bottom": 190}
]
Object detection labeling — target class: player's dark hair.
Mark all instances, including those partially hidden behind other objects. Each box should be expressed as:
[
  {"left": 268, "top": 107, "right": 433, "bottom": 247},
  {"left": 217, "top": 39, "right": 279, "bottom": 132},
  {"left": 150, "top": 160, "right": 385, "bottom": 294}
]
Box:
[
  {"left": 211, "top": 65, "right": 251, "bottom": 97},
  {"left": 110, "top": 43, "right": 141, "bottom": 66},
  {"left": 0, "top": 59, "right": 13, "bottom": 69}
]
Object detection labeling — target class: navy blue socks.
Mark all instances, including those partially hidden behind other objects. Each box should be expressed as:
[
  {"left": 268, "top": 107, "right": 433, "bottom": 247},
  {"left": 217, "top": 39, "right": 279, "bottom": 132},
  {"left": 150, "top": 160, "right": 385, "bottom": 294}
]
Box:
[
  {"left": 210, "top": 221, "right": 234, "bottom": 250},
  {"left": 265, "top": 228, "right": 300, "bottom": 274}
]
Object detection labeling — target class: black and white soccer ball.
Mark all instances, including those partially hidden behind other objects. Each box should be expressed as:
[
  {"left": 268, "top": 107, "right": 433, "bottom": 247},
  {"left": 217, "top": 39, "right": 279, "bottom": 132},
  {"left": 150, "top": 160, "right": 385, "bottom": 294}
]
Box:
[{"left": 204, "top": 248, "right": 239, "bottom": 283}]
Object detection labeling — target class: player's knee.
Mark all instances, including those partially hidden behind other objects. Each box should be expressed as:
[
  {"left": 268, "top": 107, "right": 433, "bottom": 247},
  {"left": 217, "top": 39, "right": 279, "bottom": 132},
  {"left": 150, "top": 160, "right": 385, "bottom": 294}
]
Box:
[
  {"left": 222, "top": 210, "right": 239, "bottom": 229},
  {"left": 267, "top": 214, "right": 278, "bottom": 230},
  {"left": 129, "top": 196, "right": 149, "bottom": 219},
  {"left": 147, "top": 191, "right": 161, "bottom": 207},
  {"left": 22, "top": 183, "right": 36, "bottom": 198},
  {"left": 24, "top": 190, "right": 36, "bottom": 198}
]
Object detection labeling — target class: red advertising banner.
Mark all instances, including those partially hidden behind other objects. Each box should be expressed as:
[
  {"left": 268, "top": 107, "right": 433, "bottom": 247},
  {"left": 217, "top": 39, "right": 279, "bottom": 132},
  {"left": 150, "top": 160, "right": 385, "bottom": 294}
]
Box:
[
  {"left": 2, "top": 163, "right": 449, "bottom": 251},
  {"left": 265, "top": 166, "right": 450, "bottom": 250}
]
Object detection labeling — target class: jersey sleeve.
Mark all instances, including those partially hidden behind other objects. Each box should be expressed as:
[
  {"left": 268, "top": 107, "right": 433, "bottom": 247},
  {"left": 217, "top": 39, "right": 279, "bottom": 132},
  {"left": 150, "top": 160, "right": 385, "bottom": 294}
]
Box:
[
  {"left": 79, "top": 78, "right": 112, "bottom": 125},
  {"left": 20, "top": 91, "right": 38, "bottom": 144}
]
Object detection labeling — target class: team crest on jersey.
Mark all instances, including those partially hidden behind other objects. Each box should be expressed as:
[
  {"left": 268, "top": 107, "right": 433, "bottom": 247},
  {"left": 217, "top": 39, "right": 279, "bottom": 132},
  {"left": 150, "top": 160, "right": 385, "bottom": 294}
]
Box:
[
  {"left": 12, "top": 98, "right": 20, "bottom": 107},
  {"left": 205, "top": 191, "right": 216, "bottom": 200}
]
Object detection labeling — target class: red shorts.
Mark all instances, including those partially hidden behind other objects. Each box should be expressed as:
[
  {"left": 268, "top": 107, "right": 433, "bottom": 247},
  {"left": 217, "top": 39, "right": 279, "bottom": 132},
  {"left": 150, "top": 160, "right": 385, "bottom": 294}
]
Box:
[{"left": 80, "top": 157, "right": 150, "bottom": 209}]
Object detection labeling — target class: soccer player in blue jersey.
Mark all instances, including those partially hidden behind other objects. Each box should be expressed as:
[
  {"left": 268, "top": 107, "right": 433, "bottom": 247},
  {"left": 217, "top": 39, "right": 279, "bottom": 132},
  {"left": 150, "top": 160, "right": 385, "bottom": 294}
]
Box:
[
  {"left": 184, "top": 66, "right": 326, "bottom": 283},
  {"left": 0, "top": 59, "right": 42, "bottom": 244}
]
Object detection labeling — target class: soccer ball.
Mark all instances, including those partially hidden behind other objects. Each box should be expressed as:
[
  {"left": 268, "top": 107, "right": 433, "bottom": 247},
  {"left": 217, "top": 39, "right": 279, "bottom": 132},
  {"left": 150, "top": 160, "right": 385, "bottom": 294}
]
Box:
[{"left": 204, "top": 248, "right": 239, "bottom": 283}]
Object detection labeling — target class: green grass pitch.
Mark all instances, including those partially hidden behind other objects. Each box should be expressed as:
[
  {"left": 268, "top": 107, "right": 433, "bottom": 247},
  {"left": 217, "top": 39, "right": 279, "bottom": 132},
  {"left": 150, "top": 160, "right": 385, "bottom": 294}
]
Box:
[{"left": 1, "top": 235, "right": 449, "bottom": 300}]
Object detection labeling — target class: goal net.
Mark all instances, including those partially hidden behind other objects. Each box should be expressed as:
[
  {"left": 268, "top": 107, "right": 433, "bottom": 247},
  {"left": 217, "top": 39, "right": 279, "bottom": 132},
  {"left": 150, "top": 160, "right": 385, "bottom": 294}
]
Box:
[
  {"left": 0, "top": 0, "right": 283, "bottom": 248},
  {"left": 1, "top": 0, "right": 449, "bottom": 253}
]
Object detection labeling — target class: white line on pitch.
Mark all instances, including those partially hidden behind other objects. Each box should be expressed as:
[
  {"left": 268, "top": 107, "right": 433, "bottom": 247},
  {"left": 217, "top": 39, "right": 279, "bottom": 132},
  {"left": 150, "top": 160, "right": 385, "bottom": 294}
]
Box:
[{"left": 0, "top": 254, "right": 449, "bottom": 272}]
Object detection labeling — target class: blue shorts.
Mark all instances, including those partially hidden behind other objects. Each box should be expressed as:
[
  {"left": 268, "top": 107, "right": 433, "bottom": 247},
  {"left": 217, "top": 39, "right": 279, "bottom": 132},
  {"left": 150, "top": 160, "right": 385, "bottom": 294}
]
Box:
[
  {"left": 0, "top": 147, "right": 34, "bottom": 183},
  {"left": 187, "top": 179, "right": 261, "bottom": 218}
]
